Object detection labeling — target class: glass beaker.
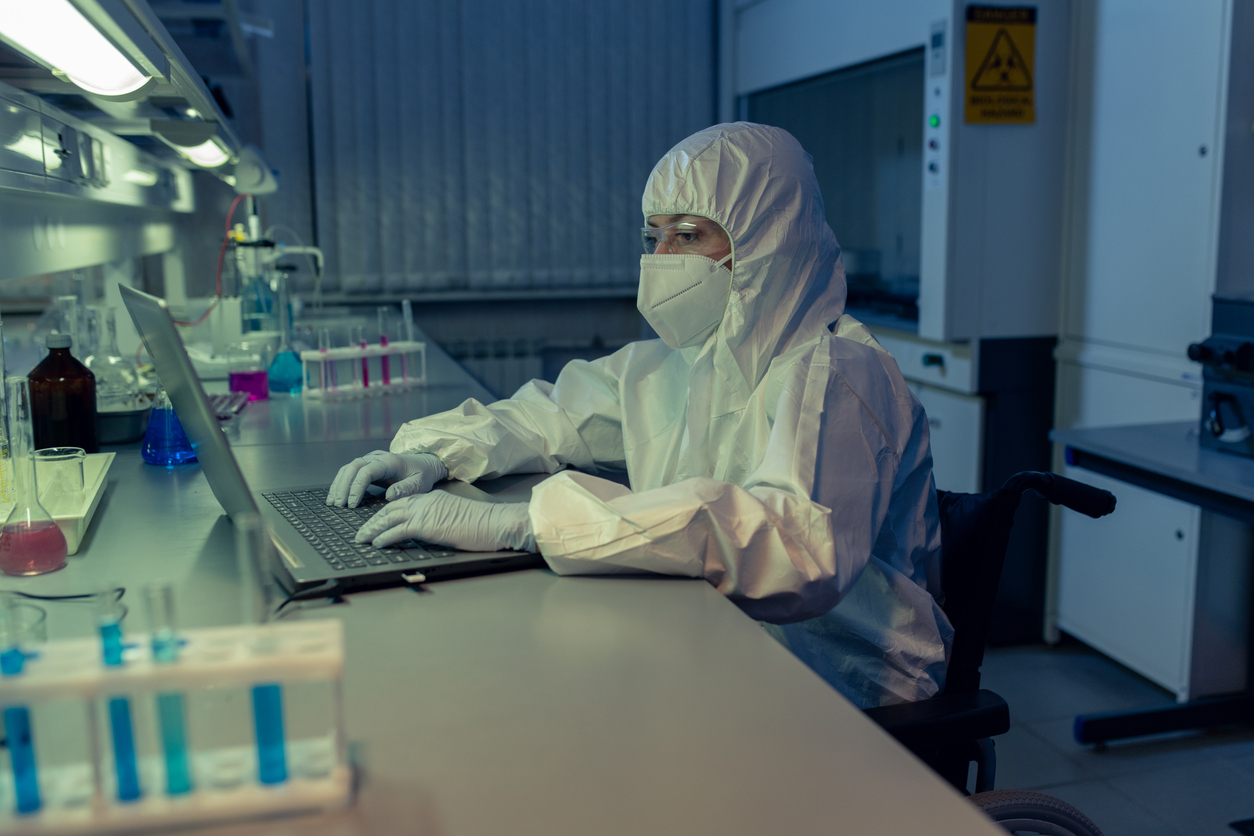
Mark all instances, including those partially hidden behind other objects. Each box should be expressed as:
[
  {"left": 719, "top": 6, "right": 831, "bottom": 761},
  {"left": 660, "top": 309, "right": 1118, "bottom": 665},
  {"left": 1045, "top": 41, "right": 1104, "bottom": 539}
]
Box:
[
  {"left": 0, "top": 378, "right": 68, "bottom": 576},
  {"left": 141, "top": 386, "right": 196, "bottom": 467},
  {"left": 228, "top": 342, "right": 270, "bottom": 402},
  {"left": 34, "top": 446, "right": 85, "bottom": 516}
]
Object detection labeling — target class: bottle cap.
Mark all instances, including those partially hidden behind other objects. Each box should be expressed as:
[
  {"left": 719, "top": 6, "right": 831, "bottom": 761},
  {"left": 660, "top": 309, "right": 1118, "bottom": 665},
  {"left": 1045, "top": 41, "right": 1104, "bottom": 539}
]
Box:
[{"left": 45, "top": 333, "right": 72, "bottom": 349}]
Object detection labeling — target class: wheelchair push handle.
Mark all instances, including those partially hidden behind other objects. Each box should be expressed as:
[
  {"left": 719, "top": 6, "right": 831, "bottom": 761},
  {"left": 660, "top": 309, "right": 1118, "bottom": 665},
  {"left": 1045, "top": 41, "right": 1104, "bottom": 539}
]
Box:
[{"left": 1001, "top": 471, "right": 1116, "bottom": 519}]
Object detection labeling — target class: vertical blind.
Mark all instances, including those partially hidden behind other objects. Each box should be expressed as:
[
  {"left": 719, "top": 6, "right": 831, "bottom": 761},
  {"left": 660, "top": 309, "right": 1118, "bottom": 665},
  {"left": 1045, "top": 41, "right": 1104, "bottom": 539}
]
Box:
[{"left": 306, "top": 0, "right": 717, "bottom": 295}]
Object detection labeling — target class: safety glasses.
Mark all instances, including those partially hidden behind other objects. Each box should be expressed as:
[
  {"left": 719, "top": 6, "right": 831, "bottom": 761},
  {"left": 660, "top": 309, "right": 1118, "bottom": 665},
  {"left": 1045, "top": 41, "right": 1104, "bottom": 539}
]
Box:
[{"left": 640, "top": 220, "right": 724, "bottom": 255}]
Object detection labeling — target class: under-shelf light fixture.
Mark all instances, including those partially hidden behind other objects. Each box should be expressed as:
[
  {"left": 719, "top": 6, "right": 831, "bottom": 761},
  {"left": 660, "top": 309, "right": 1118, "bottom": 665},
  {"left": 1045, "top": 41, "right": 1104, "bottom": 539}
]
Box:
[
  {"left": 169, "top": 137, "right": 232, "bottom": 169},
  {"left": 0, "top": 0, "right": 155, "bottom": 99}
]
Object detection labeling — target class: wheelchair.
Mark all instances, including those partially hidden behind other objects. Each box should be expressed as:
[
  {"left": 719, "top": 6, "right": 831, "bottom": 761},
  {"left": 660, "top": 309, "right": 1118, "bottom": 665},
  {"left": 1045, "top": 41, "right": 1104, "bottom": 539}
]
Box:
[{"left": 864, "top": 472, "right": 1116, "bottom": 836}]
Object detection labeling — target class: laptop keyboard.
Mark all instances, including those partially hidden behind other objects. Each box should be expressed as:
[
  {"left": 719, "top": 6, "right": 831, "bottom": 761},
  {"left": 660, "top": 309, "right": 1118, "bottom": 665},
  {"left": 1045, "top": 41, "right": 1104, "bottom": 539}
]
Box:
[{"left": 263, "top": 489, "right": 458, "bottom": 573}]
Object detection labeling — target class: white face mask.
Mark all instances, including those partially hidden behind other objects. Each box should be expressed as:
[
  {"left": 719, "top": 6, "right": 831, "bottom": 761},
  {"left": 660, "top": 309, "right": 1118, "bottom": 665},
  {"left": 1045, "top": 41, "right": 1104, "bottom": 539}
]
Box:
[{"left": 637, "top": 253, "right": 733, "bottom": 350}]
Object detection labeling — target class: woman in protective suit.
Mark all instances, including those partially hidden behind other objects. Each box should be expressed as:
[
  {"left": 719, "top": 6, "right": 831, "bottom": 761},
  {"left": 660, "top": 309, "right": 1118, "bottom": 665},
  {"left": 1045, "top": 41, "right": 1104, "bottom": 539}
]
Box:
[{"left": 328, "top": 122, "right": 952, "bottom": 708}]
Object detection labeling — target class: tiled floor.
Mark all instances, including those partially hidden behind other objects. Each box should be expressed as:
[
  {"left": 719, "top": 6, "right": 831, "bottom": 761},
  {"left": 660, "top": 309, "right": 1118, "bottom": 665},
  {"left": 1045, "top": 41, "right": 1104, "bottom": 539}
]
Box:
[{"left": 979, "top": 641, "right": 1254, "bottom": 836}]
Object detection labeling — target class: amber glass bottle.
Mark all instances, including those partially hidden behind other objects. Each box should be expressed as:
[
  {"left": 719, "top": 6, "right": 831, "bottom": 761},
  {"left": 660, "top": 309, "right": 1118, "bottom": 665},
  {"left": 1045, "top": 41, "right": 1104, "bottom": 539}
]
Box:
[{"left": 29, "top": 334, "right": 99, "bottom": 453}]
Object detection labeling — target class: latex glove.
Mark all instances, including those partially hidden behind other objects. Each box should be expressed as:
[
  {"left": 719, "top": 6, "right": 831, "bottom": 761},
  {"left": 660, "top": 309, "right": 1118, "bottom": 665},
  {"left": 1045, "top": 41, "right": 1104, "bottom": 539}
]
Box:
[
  {"left": 355, "top": 491, "right": 537, "bottom": 552},
  {"left": 326, "top": 451, "right": 448, "bottom": 508}
]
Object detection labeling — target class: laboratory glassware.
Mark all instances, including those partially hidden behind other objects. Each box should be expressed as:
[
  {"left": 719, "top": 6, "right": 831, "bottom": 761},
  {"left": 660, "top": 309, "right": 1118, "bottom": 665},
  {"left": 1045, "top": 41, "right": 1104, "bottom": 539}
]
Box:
[
  {"left": 1, "top": 596, "right": 48, "bottom": 814},
  {"left": 228, "top": 342, "right": 270, "bottom": 401},
  {"left": 97, "top": 590, "right": 141, "bottom": 801},
  {"left": 144, "top": 584, "right": 193, "bottom": 795},
  {"left": 0, "top": 378, "right": 68, "bottom": 576},
  {"left": 84, "top": 306, "right": 140, "bottom": 412},
  {"left": 33, "top": 446, "right": 85, "bottom": 516},
  {"left": 0, "top": 323, "right": 14, "bottom": 517},
  {"left": 234, "top": 512, "right": 288, "bottom": 785},
  {"left": 141, "top": 386, "right": 196, "bottom": 467},
  {"left": 29, "top": 335, "right": 98, "bottom": 453},
  {"left": 377, "top": 307, "right": 391, "bottom": 385},
  {"left": 267, "top": 273, "right": 302, "bottom": 395},
  {"left": 354, "top": 325, "right": 369, "bottom": 388},
  {"left": 317, "top": 328, "right": 337, "bottom": 392}
]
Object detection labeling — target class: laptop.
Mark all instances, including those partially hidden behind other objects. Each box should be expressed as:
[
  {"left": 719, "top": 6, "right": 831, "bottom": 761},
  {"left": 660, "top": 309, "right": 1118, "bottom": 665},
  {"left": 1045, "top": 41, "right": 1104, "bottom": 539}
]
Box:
[{"left": 120, "top": 285, "right": 545, "bottom": 597}]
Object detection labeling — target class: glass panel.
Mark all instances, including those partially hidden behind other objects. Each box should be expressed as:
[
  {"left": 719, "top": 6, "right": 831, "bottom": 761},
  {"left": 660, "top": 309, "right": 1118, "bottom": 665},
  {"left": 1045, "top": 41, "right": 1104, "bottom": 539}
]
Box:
[{"left": 747, "top": 49, "right": 924, "bottom": 324}]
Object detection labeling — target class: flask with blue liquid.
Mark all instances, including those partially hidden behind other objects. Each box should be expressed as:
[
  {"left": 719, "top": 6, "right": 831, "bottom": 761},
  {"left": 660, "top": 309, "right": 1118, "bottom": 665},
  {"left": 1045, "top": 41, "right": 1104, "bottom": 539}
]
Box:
[
  {"left": 267, "top": 273, "right": 302, "bottom": 395},
  {"left": 141, "top": 386, "right": 196, "bottom": 467}
]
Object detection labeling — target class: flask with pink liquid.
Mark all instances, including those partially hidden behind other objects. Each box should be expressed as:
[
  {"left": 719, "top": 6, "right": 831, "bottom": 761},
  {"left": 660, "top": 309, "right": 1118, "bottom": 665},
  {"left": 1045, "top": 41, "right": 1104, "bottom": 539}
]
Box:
[{"left": 0, "top": 377, "right": 67, "bottom": 576}]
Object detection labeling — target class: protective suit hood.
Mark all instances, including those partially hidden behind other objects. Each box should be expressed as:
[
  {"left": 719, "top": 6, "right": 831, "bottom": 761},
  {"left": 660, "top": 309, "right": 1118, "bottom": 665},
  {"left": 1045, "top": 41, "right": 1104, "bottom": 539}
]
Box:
[{"left": 642, "top": 122, "right": 848, "bottom": 405}]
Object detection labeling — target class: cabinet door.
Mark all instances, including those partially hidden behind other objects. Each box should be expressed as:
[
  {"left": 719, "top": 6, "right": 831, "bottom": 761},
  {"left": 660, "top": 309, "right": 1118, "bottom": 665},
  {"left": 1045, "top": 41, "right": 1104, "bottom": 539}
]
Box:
[
  {"left": 1063, "top": 0, "right": 1226, "bottom": 354},
  {"left": 1054, "top": 361, "right": 1203, "bottom": 697},
  {"left": 908, "top": 382, "right": 983, "bottom": 494},
  {"left": 1057, "top": 468, "right": 1199, "bottom": 697}
]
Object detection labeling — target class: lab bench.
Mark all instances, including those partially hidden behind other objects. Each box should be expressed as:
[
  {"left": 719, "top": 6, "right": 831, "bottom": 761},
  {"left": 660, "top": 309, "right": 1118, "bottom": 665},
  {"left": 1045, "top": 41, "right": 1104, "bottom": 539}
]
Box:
[{"left": 0, "top": 338, "right": 1003, "bottom": 836}]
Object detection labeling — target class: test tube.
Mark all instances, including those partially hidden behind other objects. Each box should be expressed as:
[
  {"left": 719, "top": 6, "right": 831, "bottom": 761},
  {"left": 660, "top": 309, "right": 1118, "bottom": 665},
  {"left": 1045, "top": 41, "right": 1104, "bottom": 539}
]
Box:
[
  {"left": 355, "top": 325, "right": 369, "bottom": 388},
  {"left": 97, "top": 590, "right": 141, "bottom": 802},
  {"left": 234, "top": 513, "right": 288, "bottom": 785},
  {"left": 317, "top": 328, "right": 335, "bottom": 393},
  {"left": 377, "top": 307, "right": 391, "bottom": 385},
  {"left": 1, "top": 594, "right": 41, "bottom": 814},
  {"left": 145, "top": 584, "right": 192, "bottom": 795},
  {"left": 401, "top": 300, "right": 414, "bottom": 382}
]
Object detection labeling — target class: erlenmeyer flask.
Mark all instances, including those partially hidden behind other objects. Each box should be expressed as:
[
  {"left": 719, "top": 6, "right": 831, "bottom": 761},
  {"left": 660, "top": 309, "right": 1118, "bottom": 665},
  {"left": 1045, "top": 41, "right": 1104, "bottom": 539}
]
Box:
[
  {"left": 141, "top": 386, "right": 196, "bottom": 467},
  {"left": 0, "top": 377, "right": 67, "bottom": 576},
  {"left": 267, "top": 273, "right": 302, "bottom": 395},
  {"left": 84, "top": 306, "right": 140, "bottom": 412}
]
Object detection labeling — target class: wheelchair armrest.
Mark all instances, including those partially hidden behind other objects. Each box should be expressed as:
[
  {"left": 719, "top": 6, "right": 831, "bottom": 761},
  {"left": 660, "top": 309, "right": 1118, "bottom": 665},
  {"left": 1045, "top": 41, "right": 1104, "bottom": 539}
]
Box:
[{"left": 863, "top": 689, "right": 1010, "bottom": 751}]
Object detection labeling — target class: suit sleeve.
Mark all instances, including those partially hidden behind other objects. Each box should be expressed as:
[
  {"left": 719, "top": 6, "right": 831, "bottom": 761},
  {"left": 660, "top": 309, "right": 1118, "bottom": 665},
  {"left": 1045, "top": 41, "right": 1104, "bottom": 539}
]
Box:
[
  {"left": 389, "top": 347, "right": 627, "bottom": 482},
  {"left": 529, "top": 342, "right": 925, "bottom": 624}
]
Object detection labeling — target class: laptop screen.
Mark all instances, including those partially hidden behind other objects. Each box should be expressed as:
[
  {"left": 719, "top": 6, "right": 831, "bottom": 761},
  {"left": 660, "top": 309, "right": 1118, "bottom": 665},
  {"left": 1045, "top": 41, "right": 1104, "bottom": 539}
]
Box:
[{"left": 120, "top": 285, "right": 260, "bottom": 519}]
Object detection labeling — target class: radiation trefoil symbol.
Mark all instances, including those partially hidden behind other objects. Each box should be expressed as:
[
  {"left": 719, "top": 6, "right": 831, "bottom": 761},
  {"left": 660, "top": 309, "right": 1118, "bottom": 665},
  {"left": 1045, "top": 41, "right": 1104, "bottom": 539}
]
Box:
[{"left": 971, "top": 28, "right": 1033, "bottom": 91}]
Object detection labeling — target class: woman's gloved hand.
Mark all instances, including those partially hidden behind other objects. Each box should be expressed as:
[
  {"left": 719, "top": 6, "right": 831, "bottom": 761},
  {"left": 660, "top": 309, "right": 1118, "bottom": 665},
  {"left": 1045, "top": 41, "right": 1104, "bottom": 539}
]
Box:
[
  {"left": 326, "top": 451, "right": 448, "bottom": 508},
  {"left": 354, "top": 491, "right": 536, "bottom": 553}
]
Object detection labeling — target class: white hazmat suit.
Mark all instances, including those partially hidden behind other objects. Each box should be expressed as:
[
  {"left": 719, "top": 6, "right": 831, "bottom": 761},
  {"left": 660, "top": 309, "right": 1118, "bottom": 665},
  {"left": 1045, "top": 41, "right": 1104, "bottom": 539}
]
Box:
[{"left": 387, "top": 123, "right": 952, "bottom": 707}]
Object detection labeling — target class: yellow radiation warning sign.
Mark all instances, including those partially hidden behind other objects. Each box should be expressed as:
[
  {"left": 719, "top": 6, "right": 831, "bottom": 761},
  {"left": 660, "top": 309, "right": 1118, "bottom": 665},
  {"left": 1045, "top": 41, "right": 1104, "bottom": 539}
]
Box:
[{"left": 965, "top": 6, "right": 1036, "bottom": 124}]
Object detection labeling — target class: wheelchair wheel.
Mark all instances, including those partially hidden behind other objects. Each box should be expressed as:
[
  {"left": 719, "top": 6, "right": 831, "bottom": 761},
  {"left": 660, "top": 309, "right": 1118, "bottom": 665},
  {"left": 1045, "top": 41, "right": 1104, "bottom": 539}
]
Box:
[{"left": 969, "top": 790, "right": 1104, "bottom": 836}]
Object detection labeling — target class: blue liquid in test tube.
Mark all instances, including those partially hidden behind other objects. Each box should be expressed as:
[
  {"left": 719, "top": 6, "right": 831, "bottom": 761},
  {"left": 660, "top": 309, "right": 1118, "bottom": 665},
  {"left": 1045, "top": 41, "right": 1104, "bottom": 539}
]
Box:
[
  {"left": 99, "top": 621, "right": 123, "bottom": 667},
  {"left": 156, "top": 692, "right": 192, "bottom": 794},
  {"left": 251, "top": 683, "right": 287, "bottom": 784},
  {"left": 108, "top": 697, "right": 141, "bottom": 801},
  {"left": 3, "top": 705, "right": 41, "bottom": 814},
  {"left": 147, "top": 586, "right": 194, "bottom": 797}
]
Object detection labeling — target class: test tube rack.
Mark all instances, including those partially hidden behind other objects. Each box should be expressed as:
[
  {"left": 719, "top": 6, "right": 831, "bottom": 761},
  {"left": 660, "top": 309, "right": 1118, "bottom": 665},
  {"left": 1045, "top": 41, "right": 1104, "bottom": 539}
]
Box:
[
  {"left": 300, "top": 340, "right": 426, "bottom": 401},
  {"left": 0, "top": 620, "right": 350, "bottom": 835}
]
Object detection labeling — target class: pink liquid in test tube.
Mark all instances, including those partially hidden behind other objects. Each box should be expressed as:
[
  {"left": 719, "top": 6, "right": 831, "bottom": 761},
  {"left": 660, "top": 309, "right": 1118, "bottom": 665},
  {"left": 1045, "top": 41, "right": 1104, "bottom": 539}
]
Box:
[
  {"left": 360, "top": 340, "right": 369, "bottom": 388},
  {"left": 0, "top": 520, "right": 68, "bottom": 576}
]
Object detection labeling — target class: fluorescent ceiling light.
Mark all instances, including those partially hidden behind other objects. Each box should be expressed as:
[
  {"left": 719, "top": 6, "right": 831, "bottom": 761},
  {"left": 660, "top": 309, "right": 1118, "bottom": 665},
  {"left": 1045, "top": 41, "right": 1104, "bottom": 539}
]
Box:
[
  {"left": 0, "top": 0, "right": 152, "bottom": 97},
  {"left": 178, "top": 138, "right": 231, "bottom": 168},
  {"left": 123, "top": 168, "right": 160, "bottom": 186}
]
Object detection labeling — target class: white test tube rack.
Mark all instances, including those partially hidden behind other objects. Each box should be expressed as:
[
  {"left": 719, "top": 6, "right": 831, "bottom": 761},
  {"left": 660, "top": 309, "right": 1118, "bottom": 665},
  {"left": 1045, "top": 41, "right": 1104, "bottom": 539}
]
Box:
[
  {"left": 301, "top": 340, "right": 426, "bottom": 400},
  {"left": 0, "top": 620, "right": 350, "bottom": 835}
]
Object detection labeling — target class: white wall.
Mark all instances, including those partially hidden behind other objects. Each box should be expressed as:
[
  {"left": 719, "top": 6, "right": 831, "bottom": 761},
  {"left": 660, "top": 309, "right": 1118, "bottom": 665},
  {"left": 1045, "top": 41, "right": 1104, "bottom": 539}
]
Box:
[{"left": 732, "top": 0, "right": 946, "bottom": 96}]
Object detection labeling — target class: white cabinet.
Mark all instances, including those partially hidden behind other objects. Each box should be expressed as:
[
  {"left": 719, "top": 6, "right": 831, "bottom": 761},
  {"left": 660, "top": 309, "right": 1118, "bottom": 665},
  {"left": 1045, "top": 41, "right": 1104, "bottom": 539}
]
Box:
[
  {"left": 1049, "top": 0, "right": 1242, "bottom": 698},
  {"left": 1061, "top": 0, "right": 1225, "bottom": 355},
  {"left": 908, "top": 381, "right": 983, "bottom": 494}
]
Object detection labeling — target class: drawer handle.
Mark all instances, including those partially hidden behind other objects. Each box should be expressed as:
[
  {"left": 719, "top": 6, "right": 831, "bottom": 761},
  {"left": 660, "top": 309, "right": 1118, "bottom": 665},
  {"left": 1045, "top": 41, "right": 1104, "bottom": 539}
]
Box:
[{"left": 921, "top": 353, "right": 945, "bottom": 368}]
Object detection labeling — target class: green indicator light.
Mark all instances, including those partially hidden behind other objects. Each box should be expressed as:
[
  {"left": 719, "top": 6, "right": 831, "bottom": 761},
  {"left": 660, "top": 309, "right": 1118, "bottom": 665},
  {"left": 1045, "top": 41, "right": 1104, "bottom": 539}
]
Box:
[{"left": 929, "top": 114, "right": 941, "bottom": 128}]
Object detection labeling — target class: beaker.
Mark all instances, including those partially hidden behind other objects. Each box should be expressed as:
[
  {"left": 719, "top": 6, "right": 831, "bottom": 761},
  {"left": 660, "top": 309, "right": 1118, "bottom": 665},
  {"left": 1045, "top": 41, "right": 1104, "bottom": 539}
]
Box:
[
  {"left": 228, "top": 342, "right": 270, "bottom": 401},
  {"left": 35, "top": 446, "right": 86, "bottom": 516},
  {"left": 0, "top": 378, "right": 67, "bottom": 576}
]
